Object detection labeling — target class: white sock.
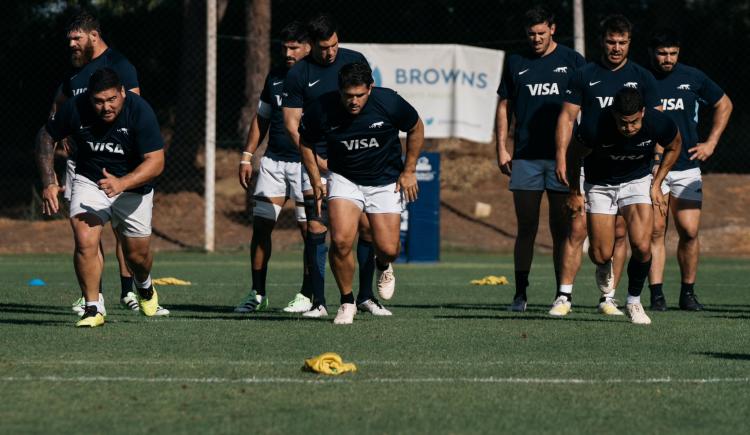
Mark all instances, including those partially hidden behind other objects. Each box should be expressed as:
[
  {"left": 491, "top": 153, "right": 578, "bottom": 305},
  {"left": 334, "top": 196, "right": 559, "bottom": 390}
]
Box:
[
  {"left": 135, "top": 275, "right": 152, "bottom": 290},
  {"left": 86, "top": 300, "right": 103, "bottom": 314},
  {"left": 627, "top": 295, "right": 641, "bottom": 305},
  {"left": 559, "top": 284, "right": 573, "bottom": 295},
  {"left": 603, "top": 290, "right": 615, "bottom": 299}
]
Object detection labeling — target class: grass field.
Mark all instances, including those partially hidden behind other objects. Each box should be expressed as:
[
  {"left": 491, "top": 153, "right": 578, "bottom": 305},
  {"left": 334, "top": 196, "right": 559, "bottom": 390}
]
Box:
[{"left": 1, "top": 251, "right": 749, "bottom": 434}]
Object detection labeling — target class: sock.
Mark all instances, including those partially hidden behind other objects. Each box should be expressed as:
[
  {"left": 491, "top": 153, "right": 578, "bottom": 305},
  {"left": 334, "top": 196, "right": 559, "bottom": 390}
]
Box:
[
  {"left": 649, "top": 283, "right": 664, "bottom": 298},
  {"left": 600, "top": 290, "right": 615, "bottom": 302},
  {"left": 252, "top": 267, "right": 267, "bottom": 296},
  {"left": 85, "top": 300, "right": 103, "bottom": 314},
  {"left": 680, "top": 282, "right": 695, "bottom": 296},
  {"left": 356, "top": 239, "right": 375, "bottom": 304},
  {"left": 375, "top": 257, "right": 388, "bottom": 271},
  {"left": 300, "top": 251, "right": 313, "bottom": 299},
  {"left": 135, "top": 275, "right": 154, "bottom": 300},
  {"left": 305, "top": 231, "right": 328, "bottom": 307},
  {"left": 557, "top": 284, "right": 573, "bottom": 301},
  {"left": 340, "top": 292, "right": 355, "bottom": 305},
  {"left": 627, "top": 294, "right": 641, "bottom": 305},
  {"left": 626, "top": 257, "right": 652, "bottom": 298},
  {"left": 514, "top": 270, "right": 530, "bottom": 299},
  {"left": 120, "top": 276, "right": 134, "bottom": 298}
]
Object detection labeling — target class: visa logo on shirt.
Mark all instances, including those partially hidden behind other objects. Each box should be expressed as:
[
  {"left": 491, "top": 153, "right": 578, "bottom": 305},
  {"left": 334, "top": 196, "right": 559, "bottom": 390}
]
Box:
[
  {"left": 661, "top": 98, "right": 685, "bottom": 110},
  {"left": 341, "top": 138, "right": 380, "bottom": 150},
  {"left": 526, "top": 83, "right": 559, "bottom": 96},
  {"left": 596, "top": 96, "right": 614, "bottom": 108},
  {"left": 88, "top": 141, "right": 125, "bottom": 155}
]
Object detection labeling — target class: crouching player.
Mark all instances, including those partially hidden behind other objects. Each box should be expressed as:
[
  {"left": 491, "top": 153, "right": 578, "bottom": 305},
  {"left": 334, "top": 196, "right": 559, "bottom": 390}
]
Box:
[
  {"left": 36, "top": 68, "right": 166, "bottom": 327},
  {"left": 299, "top": 62, "right": 424, "bottom": 324},
  {"left": 567, "top": 87, "right": 680, "bottom": 324}
]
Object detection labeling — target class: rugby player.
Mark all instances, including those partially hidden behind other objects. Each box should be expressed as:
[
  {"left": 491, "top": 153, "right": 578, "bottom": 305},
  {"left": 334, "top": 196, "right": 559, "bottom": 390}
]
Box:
[
  {"left": 568, "top": 87, "right": 681, "bottom": 324},
  {"left": 495, "top": 6, "right": 585, "bottom": 312},
  {"left": 234, "top": 22, "right": 314, "bottom": 314},
  {"left": 646, "top": 29, "right": 733, "bottom": 311},
  {"left": 36, "top": 68, "right": 166, "bottom": 327},
  {"left": 282, "top": 14, "right": 393, "bottom": 318},
  {"left": 555, "top": 14, "right": 660, "bottom": 316},
  {"left": 298, "top": 62, "right": 423, "bottom": 324}
]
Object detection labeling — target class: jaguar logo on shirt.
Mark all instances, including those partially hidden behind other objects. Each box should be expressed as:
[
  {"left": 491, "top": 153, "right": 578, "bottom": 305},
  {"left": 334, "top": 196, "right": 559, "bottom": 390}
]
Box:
[
  {"left": 623, "top": 82, "right": 638, "bottom": 89},
  {"left": 677, "top": 84, "right": 691, "bottom": 90},
  {"left": 369, "top": 121, "right": 385, "bottom": 129},
  {"left": 553, "top": 66, "right": 568, "bottom": 73},
  {"left": 87, "top": 141, "right": 125, "bottom": 155},
  {"left": 341, "top": 138, "right": 380, "bottom": 150},
  {"left": 636, "top": 139, "right": 652, "bottom": 147}
]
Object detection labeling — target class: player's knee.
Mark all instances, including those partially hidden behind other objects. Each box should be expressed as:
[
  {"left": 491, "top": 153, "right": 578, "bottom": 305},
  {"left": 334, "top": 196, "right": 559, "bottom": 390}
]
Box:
[
  {"left": 631, "top": 241, "right": 651, "bottom": 261},
  {"left": 588, "top": 245, "right": 611, "bottom": 265},
  {"left": 358, "top": 225, "right": 373, "bottom": 242},
  {"left": 330, "top": 236, "right": 353, "bottom": 257},
  {"left": 376, "top": 244, "right": 399, "bottom": 263},
  {"left": 253, "top": 200, "right": 281, "bottom": 222},
  {"left": 517, "top": 218, "right": 540, "bottom": 238}
]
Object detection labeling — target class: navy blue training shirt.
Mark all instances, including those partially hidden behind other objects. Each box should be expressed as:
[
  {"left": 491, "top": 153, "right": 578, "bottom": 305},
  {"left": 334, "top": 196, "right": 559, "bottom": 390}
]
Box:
[
  {"left": 654, "top": 63, "right": 724, "bottom": 171},
  {"left": 565, "top": 60, "right": 660, "bottom": 138},
  {"left": 62, "top": 48, "right": 139, "bottom": 98},
  {"left": 259, "top": 67, "right": 299, "bottom": 162},
  {"left": 498, "top": 44, "right": 585, "bottom": 160},
  {"left": 299, "top": 87, "right": 419, "bottom": 186},
  {"left": 577, "top": 107, "right": 678, "bottom": 185},
  {"left": 46, "top": 91, "right": 164, "bottom": 194}
]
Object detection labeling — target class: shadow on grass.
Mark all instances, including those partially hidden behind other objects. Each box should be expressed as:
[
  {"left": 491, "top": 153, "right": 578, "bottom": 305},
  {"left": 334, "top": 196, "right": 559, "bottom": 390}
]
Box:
[
  {"left": 390, "top": 303, "right": 602, "bottom": 311},
  {"left": 698, "top": 352, "right": 750, "bottom": 361},
  {"left": 0, "top": 303, "right": 71, "bottom": 316},
  {"left": 708, "top": 314, "right": 750, "bottom": 320},
  {"left": 174, "top": 314, "right": 327, "bottom": 322},
  {"left": 0, "top": 318, "right": 71, "bottom": 326},
  {"left": 434, "top": 314, "right": 613, "bottom": 322},
  {"left": 163, "top": 303, "right": 238, "bottom": 313}
]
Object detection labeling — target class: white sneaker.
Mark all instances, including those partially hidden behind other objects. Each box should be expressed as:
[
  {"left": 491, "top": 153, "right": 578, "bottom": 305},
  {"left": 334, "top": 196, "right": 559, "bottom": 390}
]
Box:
[
  {"left": 595, "top": 261, "right": 615, "bottom": 294},
  {"left": 509, "top": 295, "right": 527, "bottom": 312},
  {"left": 626, "top": 303, "right": 652, "bottom": 325},
  {"left": 357, "top": 299, "right": 392, "bottom": 316},
  {"left": 120, "top": 292, "right": 140, "bottom": 311},
  {"left": 283, "top": 293, "right": 313, "bottom": 313},
  {"left": 154, "top": 306, "right": 170, "bottom": 316},
  {"left": 376, "top": 263, "right": 396, "bottom": 300},
  {"left": 548, "top": 295, "right": 572, "bottom": 317},
  {"left": 598, "top": 298, "right": 625, "bottom": 316},
  {"left": 77, "top": 294, "right": 106, "bottom": 318},
  {"left": 333, "top": 303, "right": 357, "bottom": 324},
  {"left": 302, "top": 305, "right": 329, "bottom": 318},
  {"left": 71, "top": 296, "right": 85, "bottom": 315}
]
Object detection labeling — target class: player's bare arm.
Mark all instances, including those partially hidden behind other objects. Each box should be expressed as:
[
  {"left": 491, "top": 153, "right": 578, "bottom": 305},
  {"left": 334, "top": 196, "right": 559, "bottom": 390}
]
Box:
[
  {"left": 299, "top": 136, "right": 324, "bottom": 216},
  {"left": 689, "top": 94, "right": 733, "bottom": 161},
  {"left": 283, "top": 107, "right": 303, "bottom": 148},
  {"left": 555, "top": 101, "right": 580, "bottom": 186},
  {"left": 98, "top": 149, "right": 165, "bottom": 197},
  {"left": 564, "top": 138, "right": 590, "bottom": 217},
  {"left": 35, "top": 127, "right": 61, "bottom": 215},
  {"left": 651, "top": 130, "right": 682, "bottom": 216},
  {"left": 239, "top": 113, "right": 271, "bottom": 190},
  {"left": 495, "top": 98, "right": 513, "bottom": 176},
  {"left": 397, "top": 118, "right": 425, "bottom": 203}
]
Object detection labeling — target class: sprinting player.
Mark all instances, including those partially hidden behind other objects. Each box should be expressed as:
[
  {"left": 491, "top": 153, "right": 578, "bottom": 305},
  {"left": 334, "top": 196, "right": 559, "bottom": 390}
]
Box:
[
  {"left": 299, "top": 62, "right": 423, "bottom": 324},
  {"left": 282, "top": 13, "right": 393, "bottom": 318},
  {"left": 234, "top": 22, "right": 314, "bottom": 314},
  {"left": 41, "top": 12, "right": 162, "bottom": 316},
  {"left": 36, "top": 68, "right": 166, "bottom": 327},
  {"left": 568, "top": 87, "right": 681, "bottom": 325},
  {"left": 646, "top": 29, "right": 733, "bottom": 311},
  {"left": 555, "top": 14, "right": 660, "bottom": 316},
  {"left": 495, "top": 6, "right": 585, "bottom": 312}
]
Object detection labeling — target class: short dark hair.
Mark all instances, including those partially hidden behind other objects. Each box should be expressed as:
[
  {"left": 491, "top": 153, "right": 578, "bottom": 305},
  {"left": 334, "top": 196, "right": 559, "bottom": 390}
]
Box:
[
  {"left": 67, "top": 11, "right": 102, "bottom": 35},
  {"left": 279, "top": 20, "right": 309, "bottom": 43},
  {"left": 307, "top": 13, "right": 337, "bottom": 42},
  {"left": 612, "top": 87, "right": 644, "bottom": 116},
  {"left": 600, "top": 14, "right": 632, "bottom": 37},
  {"left": 88, "top": 68, "right": 122, "bottom": 95},
  {"left": 524, "top": 6, "right": 555, "bottom": 28},
  {"left": 338, "top": 62, "right": 373, "bottom": 89},
  {"left": 649, "top": 28, "right": 681, "bottom": 49}
]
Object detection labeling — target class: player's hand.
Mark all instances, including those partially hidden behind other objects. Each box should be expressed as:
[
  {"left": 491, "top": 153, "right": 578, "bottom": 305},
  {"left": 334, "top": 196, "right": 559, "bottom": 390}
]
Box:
[
  {"left": 313, "top": 182, "right": 326, "bottom": 217},
  {"left": 397, "top": 170, "right": 419, "bottom": 202},
  {"left": 556, "top": 161, "right": 569, "bottom": 187},
  {"left": 688, "top": 140, "right": 717, "bottom": 161},
  {"left": 651, "top": 185, "right": 667, "bottom": 217},
  {"left": 565, "top": 192, "right": 584, "bottom": 218},
  {"left": 238, "top": 162, "right": 252, "bottom": 190},
  {"left": 98, "top": 168, "right": 124, "bottom": 198},
  {"left": 497, "top": 148, "right": 512, "bottom": 176},
  {"left": 41, "top": 184, "right": 63, "bottom": 216}
]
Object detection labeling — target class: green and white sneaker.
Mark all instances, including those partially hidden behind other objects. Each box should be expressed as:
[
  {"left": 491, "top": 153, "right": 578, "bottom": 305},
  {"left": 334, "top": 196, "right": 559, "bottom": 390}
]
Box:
[
  {"left": 120, "top": 292, "right": 140, "bottom": 311},
  {"left": 154, "top": 305, "right": 170, "bottom": 316},
  {"left": 71, "top": 296, "right": 85, "bottom": 315},
  {"left": 283, "top": 293, "right": 313, "bottom": 313},
  {"left": 234, "top": 290, "right": 269, "bottom": 313}
]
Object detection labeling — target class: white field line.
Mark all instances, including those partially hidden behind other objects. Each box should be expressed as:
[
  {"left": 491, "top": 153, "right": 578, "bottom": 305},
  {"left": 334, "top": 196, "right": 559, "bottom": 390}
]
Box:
[{"left": 1, "top": 375, "right": 748, "bottom": 385}]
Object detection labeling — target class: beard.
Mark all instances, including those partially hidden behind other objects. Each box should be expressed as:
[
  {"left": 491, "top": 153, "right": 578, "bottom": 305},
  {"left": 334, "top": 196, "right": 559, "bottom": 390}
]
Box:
[{"left": 71, "top": 42, "right": 94, "bottom": 68}]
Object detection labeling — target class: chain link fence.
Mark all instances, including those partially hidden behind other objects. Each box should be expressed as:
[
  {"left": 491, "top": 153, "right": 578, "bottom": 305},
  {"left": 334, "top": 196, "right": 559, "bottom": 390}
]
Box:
[{"left": 3, "top": 0, "right": 748, "bottom": 248}]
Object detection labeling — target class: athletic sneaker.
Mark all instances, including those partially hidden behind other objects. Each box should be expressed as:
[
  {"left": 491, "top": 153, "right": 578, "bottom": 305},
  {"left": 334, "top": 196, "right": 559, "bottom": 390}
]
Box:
[
  {"left": 333, "top": 303, "right": 357, "bottom": 325},
  {"left": 234, "top": 290, "right": 269, "bottom": 313},
  {"left": 548, "top": 295, "right": 572, "bottom": 317},
  {"left": 283, "top": 293, "right": 313, "bottom": 313},
  {"left": 679, "top": 292, "right": 704, "bottom": 311},
  {"left": 595, "top": 261, "right": 615, "bottom": 294},
  {"left": 302, "top": 305, "right": 329, "bottom": 318},
  {"left": 71, "top": 296, "right": 85, "bottom": 315},
  {"left": 509, "top": 295, "right": 527, "bottom": 312},
  {"left": 138, "top": 287, "right": 160, "bottom": 317},
  {"left": 626, "top": 303, "right": 652, "bottom": 325},
  {"left": 598, "top": 298, "right": 624, "bottom": 316},
  {"left": 76, "top": 294, "right": 107, "bottom": 318},
  {"left": 357, "top": 299, "right": 392, "bottom": 316},
  {"left": 376, "top": 263, "right": 396, "bottom": 300},
  {"left": 154, "top": 306, "right": 170, "bottom": 316},
  {"left": 120, "top": 292, "right": 140, "bottom": 311},
  {"left": 650, "top": 294, "right": 668, "bottom": 312},
  {"left": 76, "top": 306, "right": 105, "bottom": 328}
]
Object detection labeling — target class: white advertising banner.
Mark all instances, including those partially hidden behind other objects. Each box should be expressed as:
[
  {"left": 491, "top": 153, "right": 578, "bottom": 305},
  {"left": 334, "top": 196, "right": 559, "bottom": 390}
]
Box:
[{"left": 344, "top": 43, "right": 504, "bottom": 143}]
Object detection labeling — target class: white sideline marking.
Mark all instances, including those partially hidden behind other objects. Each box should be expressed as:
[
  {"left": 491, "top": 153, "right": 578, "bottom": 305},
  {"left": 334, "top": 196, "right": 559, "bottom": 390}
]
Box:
[{"left": 1, "top": 375, "right": 748, "bottom": 385}]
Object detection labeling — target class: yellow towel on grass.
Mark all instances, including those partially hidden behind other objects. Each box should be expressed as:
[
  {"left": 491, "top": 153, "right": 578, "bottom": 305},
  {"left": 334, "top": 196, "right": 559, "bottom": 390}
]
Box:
[
  {"left": 152, "top": 277, "right": 192, "bottom": 286},
  {"left": 302, "top": 352, "right": 357, "bottom": 375},
  {"left": 470, "top": 275, "right": 509, "bottom": 285}
]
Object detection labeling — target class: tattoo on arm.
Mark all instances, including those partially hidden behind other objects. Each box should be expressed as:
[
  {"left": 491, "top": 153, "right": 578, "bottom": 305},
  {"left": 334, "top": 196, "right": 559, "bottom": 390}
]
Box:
[{"left": 35, "top": 127, "right": 57, "bottom": 187}]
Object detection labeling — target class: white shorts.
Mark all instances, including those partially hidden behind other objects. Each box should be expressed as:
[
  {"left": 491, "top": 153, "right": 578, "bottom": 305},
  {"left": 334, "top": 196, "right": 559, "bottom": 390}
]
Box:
[
  {"left": 63, "top": 159, "right": 76, "bottom": 202},
  {"left": 660, "top": 167, "right": 703, "bottom": 203},
  {"left": 327, "top": 172, "right": 403, "bottom": 214},
  {"left": 584, "top": 174, "right": 652, "bottom": 215},
  {"left": 509, "top": 159, "right": 568, "bottom": 192},
  {"left": 253, "top": 156, "right": 305, "bottom": 203},
  {"left": 69, "top": 176, "right": 153, "bottom": 237}
]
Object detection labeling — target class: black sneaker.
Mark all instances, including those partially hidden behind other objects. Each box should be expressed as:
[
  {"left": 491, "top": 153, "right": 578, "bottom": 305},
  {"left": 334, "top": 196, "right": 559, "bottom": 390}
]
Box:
[
  {"left": 650, "top": 294, "right": 668, "bottom": 312},
  {"left": 679, "top": 292, "right": 704, "bottom": 311}
]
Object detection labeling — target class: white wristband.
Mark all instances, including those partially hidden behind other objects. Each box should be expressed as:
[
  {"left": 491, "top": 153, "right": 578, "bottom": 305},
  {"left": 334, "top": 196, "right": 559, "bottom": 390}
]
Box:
[{"left": 239, "top": 161, "right": 252, "bottom": 165}]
